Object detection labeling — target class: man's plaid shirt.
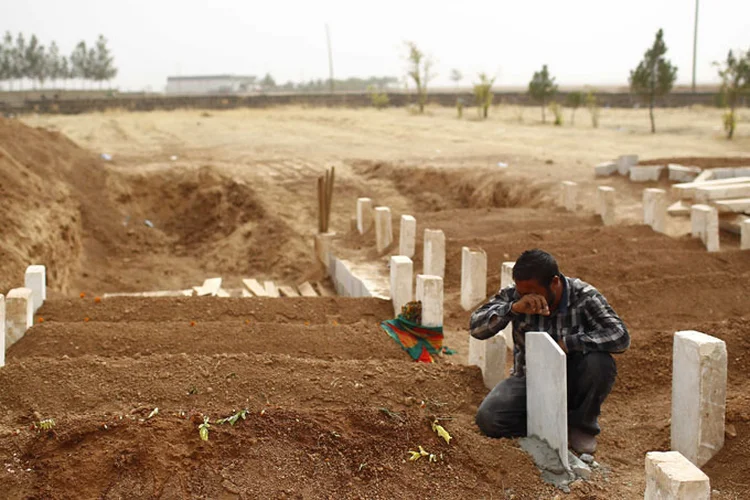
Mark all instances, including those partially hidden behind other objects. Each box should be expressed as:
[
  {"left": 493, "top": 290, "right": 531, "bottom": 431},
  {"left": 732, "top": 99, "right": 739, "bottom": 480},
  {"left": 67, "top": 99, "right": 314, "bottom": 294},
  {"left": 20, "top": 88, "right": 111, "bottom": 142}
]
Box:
[{"left": 469, "top": 275, "right": 629, "bottom": 377}]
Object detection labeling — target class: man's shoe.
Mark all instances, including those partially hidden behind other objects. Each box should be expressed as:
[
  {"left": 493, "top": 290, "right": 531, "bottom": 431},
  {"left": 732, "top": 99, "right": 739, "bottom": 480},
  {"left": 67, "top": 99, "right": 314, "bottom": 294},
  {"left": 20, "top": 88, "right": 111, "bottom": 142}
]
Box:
[{"left": 569, "top": 427, "right": 597, "bottom": 454}]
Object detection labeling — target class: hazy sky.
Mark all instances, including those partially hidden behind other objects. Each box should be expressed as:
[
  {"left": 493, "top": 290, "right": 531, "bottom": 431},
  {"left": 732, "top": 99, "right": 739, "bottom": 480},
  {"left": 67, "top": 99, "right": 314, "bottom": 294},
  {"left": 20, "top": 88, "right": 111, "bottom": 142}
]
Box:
[{"left": 3, "top": 0, "right": 749, "bottom": 91}]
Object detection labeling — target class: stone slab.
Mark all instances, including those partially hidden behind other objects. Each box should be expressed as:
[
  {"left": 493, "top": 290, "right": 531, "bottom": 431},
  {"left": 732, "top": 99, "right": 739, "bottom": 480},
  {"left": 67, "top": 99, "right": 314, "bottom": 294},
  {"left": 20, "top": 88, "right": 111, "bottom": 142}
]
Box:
[
  {"left": 390, "top": 256, "right": 413, "bottom": 316},
  {"left": 314, "top": 231, "right": 336, "bottom": 274},
  {"left": 597, "top": 186, "right": 616, "bottom": 226},
  {"left": 0, "top": 294, "right": 5, "bottom": 367},
  {"left": 710, "top": 167, "right": 737, "bottom": 180},
  {"left": 500, "top": 261, "right": 515, "bottom": 350},
  {"left": 242, "top": 279, "right": 268, "bottom": 297},
  {"left": 667, "top": 200, "right": 691, "bottom": 217},
  {"left": 560, "top": 181, "right": 577, "bottom": 211},
  {"left": 630, "top": 165, "right": 664, "bottom": 182},
  {"left": 5, "top": 288, "right": 33, "bottom": 348},
  {"left": 460, "top": 247, "right": 487, "bottom": 311},
  {"left": 617, "top": 154, "right": 638, "bottom": 175},
  {"left": 705, "top": 206, "right": 720, "bottom": 252},
  {"left": 668, "top": 164, "right": 702, "bottom": 183},
  {"left": 423, "top": 229, "right": 446, "bottom": 278},
  {"left": 194, "top": 277, "right": 222, "bottom": 297},
  {"left": 690, "top": 204, "right": 711, "bottom": 241},
  {"left": 356, "top": 198, "right": 374, "bottom": 235},
  {"left": 643, "top": 188, "right": 667, "bottom": 233},
  {"left": 25, "top": 265, "right": 46, "bottom": 314},
  {"left": 713, "top": 197, "right": 750, "bottom": 213},
  {"left": 315, "top": 282, "right": 335, "bottom": 297},
  {"left": 694, "top": 183, "right": 750, "bottom": 203},
  {"left": 104, "top": 290, "right": 194, "bottom": 298},
  {"left": 672, "top": 176, "right": 750, "bottom": 200},
  {"left": 264, "top": 281, "right": 280, "bottom": 298},
  {"left": 416, "top": 274, "right": 443, "bottom": 328},
  {"left": 645, "top": 451, "right": 710, "bottom": 500},
  {"left": 594, "top": 161, "right": 617, "bottom": 177},
  {"left": 671, "top": 331, "right": 727, "bottom": 467},
  {"left": 399, "top": 215, "right": 416, "bottom": 258},
  {"left": 374, "top": 207, "right": 393, "bottom": 254},
  {"left": 742, "top": 219, "right": 750, "bottom": 250},
  {"left": 278, "top": 286, "right": 300, "bottom": 297},
  {"left": 526, "top": 331, "right": 568, "bottom": 470},
  {"left": 297, "top": 282, "right": 318, "bottom": 297}
]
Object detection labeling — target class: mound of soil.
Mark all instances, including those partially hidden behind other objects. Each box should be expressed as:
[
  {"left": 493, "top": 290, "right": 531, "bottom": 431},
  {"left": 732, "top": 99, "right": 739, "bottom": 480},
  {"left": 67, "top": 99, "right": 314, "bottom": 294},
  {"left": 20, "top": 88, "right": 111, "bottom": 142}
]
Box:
[{"left": 639, "top": 157, "right": 750, "bottom": 168}]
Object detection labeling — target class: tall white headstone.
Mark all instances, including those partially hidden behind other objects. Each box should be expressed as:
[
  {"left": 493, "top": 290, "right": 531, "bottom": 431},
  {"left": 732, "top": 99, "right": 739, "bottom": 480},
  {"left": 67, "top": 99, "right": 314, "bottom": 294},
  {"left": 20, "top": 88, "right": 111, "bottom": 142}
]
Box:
[
  {"left": 5, "top": 288, "right": 33, "bottom": 348},
  {"left": 399, "top": 215, "right": 416, "bottom": 258},
  {"left": 704, "top": 206, "right": 720, "bottom": 253},
  {"left": 526, "top": 331, "right": 568, "bottom": 469},
  {"left": 416, "top": 275, "right": 443, "bottom": 328},
  {"left": 390, "top": 256, "right": 413, "bottom": 316},
  {"left": 690, "top": 204, "right": 711, "bottom": 240},
  {"left": 561, "top": 181, "right": 578, "bottom": 212},
  {"left": 356, "top": 198, "right": 374, "bottom": 234},
  {"left": 597, "top": 186, "right": 616, "bottom": 226},
  {"left": 374, "top": 207, "right": 393, "bottom": 254},
  {"left": 460, "top": 247, "right": 487, "bottom": 311},
  {"left": 645, "top": 451, "right": 710, "bottom": 500},
  {"left": 741, "top": 218, "right": 750, "bottom": 251},
  {"left": 0, "top": 294, "right": 5, "bottom": 367},
  {"left": 617, "top": 154, "right": 638, "bottom": 175},
  {"left": 24, "top": 265, "right": 46, "bottom": 313},
  {"left": 643, "top": 188, "right": 667, "bottom": 233},
  {"left": 423, "top": 229, "right": 446, "bottom": 278},
  {"left": 501, "top": 261, "right": 515, "bottom": 350},
  {"left": 671, "top": 331, "right": 727, "bottom": 467}
]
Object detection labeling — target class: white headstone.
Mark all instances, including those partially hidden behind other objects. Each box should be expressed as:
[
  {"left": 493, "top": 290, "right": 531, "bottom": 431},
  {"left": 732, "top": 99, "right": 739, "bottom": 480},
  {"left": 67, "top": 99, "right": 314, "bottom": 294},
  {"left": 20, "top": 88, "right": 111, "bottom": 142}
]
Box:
[
  {"left": 645, "top": 451, "right": 710, "bottom": 500},
  {"left": 741, "top": 218, "right": 750, "bottom": 250},
  {"left": 390, "top": 256, "right": 413, "bottom": 316},
  {"left": 24, "top": 265, "right": 46, "bottom": 314},
  {"left": 415, "top": 275, "right": 443, "bottom": 328},
  {"left": 399, "top": 215, "right": 416, "bottom": 258},
  {"left": 374, "top": 207, "right": 393, "bottom": 254},
  {"left": 705, "top": 206, "right": 720, "bottom": 252},
  {"left": 617, "top": 154, "right": 638, "bottom": 175},
  {"left": 356, "top": 198, "right": 374, "bottom": 234},
  {"left": 469, "top": 333, "right": 506, "bottom": 390},
  {"left": 597, "top": 186, "right": 616, "bottom": 226},
  {"left": 630, "top": 165, "right": 664, "bottom": 182},
  {"left": 643, "top": 188, "right": 667, "bottom": 233},
  {"left": 423, "top": 229, "right": 446, "bottom": 278},
  {"left": 668, "top": 164, "right": 702, "bottom": 183},
  {"left": 500, "top": 261, "right": 515, "bottom": 350},
  {"left": 314, "top": 231, "right": 336, "bottom": 274},
  {"left": 560, "top": 181, "right": 578, "bottom": 211},
  {"left": 671, "top": 331, "right": 727, "bottom": 467},
  {"left": 690, "top": 204, "right": 711, "bottom": 240},
  {"left": 5, "top": 288, "right": 33, "bottom": 348},
  {"left": 526, "top": 331, "right": 568, "bottom": 469},
  {"left": 0, "top": 294, "right": 5, "bottom": 367},
  {"left": 594, "top": 161, "right": 617, "bottom": 177},
  {"left": 460, "top": 247, "right": 487, "bottom": 311}
]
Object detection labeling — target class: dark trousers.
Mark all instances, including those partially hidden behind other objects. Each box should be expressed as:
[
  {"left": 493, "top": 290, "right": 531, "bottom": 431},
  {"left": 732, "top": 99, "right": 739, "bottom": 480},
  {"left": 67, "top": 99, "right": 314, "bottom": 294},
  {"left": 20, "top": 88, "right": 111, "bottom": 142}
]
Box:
[{"left": 475, "top": 352, "right": 617, "bottom": 438}]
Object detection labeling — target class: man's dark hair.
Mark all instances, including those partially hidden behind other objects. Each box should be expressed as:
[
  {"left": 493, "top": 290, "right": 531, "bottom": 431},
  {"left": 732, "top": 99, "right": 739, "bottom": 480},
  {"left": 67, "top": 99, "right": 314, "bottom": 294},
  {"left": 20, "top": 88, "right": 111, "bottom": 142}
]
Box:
[{"left": 512, "top": 249, "right": 559, "bottom": 286}]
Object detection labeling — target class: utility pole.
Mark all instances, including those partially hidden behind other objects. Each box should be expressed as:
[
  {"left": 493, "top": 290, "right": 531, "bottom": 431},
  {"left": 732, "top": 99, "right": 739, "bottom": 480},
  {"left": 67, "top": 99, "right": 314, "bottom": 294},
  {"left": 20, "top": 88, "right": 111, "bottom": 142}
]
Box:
[
  {"left": 692, "top": 0, "right": 699, "bottom": 93},
  {"left": 325, "top": 24, "right": 334, "bottom": 93}
]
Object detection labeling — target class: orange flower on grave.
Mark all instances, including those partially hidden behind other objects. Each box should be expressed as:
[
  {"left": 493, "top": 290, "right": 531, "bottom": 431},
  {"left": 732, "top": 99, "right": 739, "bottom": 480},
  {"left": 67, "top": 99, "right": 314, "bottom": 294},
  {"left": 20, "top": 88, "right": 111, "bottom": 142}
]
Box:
[
  {"left": 38, "top": 317, "right": 44, "bottom": 323},
  {"left": 245, "top": 320, "right": 250, "bottom": 325},
  {"left": 331, "top": 320, "right": 339, "bottom": 326},
  {"left": 190, "top": 321, "right": 196, "bottom": 327},
  {"left": 84, "top": 317, "right": 90, "bottom": 322},
  {"left": 304, "top": 321, "right": 310, "bottom": 326},
  {"left": 79, "top": 292, "right": 86, "bottom": 299},
  {"left": 94, "top": 297, "right": 102, "bottom": 303}
]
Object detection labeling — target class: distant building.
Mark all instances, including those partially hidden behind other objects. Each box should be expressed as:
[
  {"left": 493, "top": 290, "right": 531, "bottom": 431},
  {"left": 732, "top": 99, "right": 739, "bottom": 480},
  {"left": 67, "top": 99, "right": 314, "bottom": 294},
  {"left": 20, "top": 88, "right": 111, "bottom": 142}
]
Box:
[{"left": 165, "top": 75, "right": 258, "bottom": 95}]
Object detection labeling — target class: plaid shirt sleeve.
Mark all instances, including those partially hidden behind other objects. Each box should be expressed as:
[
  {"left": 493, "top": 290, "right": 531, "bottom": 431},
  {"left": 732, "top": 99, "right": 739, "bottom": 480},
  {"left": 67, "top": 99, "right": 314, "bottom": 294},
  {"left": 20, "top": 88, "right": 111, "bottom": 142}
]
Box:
[
  {"left": 564, "top": 287, "right": 630, "bottom": 354},
  {"left": 469, "top": 286, "right": 516, "bottom": 340}
]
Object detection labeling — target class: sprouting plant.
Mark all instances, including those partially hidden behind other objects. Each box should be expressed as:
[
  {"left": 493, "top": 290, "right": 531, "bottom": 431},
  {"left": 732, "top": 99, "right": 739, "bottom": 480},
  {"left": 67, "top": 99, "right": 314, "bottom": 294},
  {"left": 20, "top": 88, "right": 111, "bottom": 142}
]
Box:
[
  {"left": 35, "top": 418, "right": 56, "bottom": 431},
  {"left": 198, "top": 417, "right": 210, "bottom": 441},
  {"left": 431, "top": 420, "right": 452, "bottom": 444},
  {"left": 146, "top": 408, "right": 159, "bottom": 420},
  {"left": 216, "top": 409, "right": 249, "bottom": 426}
]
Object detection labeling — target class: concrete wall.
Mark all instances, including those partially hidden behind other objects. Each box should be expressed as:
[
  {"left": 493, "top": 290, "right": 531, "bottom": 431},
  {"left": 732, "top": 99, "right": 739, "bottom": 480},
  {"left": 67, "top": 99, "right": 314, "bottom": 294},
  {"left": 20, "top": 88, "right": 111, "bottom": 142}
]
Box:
[{"left": 2, "top": 90, "right": 728, "bottom": 115}]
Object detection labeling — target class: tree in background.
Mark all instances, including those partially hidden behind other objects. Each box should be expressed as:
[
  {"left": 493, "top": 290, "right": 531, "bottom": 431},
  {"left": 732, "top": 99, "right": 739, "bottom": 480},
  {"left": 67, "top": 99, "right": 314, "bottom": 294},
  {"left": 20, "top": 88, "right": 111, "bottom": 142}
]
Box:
[
  {"left": 629, "top": 29, "right": 677, "bottom": 134},
  {"left": 0, "top": 32, "right": 13, "bottom": 90},
  {"left": 46, "top": 42, "right": 62, "bottom": 88},
  {"left": 405, "top": 41, "right": 433, "bottom": 113},
  {"left": 450, "top": 69, "right": 462, "bottom": 90},
  {"left": 586, "top": 90, "right": 600, "bottom": 128},
  {"left": 70, "top": 41, "right": 89, "bottom": 88},
  {"left": 13, "top": 33, "right": 27, "bottom": 89},
  {"left": 566, "top": 91, "right": 583, "bottom": 125},
  {"left": 25, "top": 35, "right": 47, "bottom": 89},
  {"left": 528, "top": 65, "right": 557, "bottom": 123},
  {"left": 473, "top": 73, "right": 495, "bottom": 119},
  {"left": 92, "top": 35, "right": 117, "bottom": 88},
  {"left": 261, "top": 73, "right": 276, "bottom": 90},
  {"left": 714, "top": 48, "right": 750, "bottom": 139}
]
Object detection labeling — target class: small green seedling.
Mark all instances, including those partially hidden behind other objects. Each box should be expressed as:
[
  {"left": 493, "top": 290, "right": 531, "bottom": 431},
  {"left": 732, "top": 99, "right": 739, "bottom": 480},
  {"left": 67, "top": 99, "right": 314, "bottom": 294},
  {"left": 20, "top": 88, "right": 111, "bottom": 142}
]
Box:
[
  {"left": 35, "top": 419, "right": 56, "bottom": 431},
  {"left": 216, "top": 409, "right": 249, "bottom": 426},
  {"left": 198, "top": 417, "right": 211, "bottom": 441}
]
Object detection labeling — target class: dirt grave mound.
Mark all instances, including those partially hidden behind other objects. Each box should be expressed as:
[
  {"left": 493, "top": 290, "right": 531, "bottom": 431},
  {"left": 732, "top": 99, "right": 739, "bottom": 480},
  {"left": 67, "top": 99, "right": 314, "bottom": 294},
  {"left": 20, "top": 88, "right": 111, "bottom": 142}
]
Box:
[{"left": 639, "top": 156, "right": 750, "bottom": 168}]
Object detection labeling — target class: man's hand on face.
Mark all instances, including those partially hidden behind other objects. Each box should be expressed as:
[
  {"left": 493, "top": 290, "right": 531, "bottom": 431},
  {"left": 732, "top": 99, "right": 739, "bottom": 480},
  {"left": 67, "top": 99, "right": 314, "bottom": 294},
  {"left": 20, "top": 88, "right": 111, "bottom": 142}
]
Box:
[{"left": 511, "top": 294, "right": 550, "bottom": 316}]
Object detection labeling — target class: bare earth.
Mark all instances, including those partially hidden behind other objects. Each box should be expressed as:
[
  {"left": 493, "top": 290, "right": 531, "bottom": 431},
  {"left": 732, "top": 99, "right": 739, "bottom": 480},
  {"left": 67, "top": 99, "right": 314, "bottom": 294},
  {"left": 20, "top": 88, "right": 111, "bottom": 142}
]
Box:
[{"left": 0, "top": 105, "right": 749, "bottom": 498}]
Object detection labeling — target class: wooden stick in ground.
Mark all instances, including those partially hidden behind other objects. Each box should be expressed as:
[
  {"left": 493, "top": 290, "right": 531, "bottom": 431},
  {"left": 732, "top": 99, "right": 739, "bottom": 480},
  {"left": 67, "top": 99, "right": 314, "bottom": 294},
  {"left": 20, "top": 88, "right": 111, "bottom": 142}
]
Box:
[
  {"left": 326, "top": 166, "right": 335, "bottom": 234},
  {"left": 317, "top": 176, "right": 325, "bottom": 233}
]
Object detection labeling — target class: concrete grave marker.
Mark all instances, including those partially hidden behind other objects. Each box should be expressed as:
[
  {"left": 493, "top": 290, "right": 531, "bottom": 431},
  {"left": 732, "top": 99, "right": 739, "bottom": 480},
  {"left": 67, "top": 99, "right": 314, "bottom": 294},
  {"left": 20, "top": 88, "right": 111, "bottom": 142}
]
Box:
[
  {"left": 5, "top": 288, "right": 33, "bottom": 348},
  {"left": 705, "top": 206, "right": 720, "bottom": 252},
  {"left": 597, "top": 186, "right": 616, "bottom": 226},
  {"left": 423, "top": 229, "right": 446, "bottom": 278},
  {"left": 741, "top": 219, "right": 750, "bottom": 250},
  {"left": 243, "top": 279, "right": 268, "bottom": 297},
  {"left": 560, "top": 181, "right": 578, "bottom": 211},
  {"left": 356, "top": 198, "right": 373, "bottom": 234},
  {"left": 264, "top": 281, "right": 280, "bottom": 298},
  {"left": 399, "top": 215, "right": 416, "bottom": 258},
  {"left": 25, "top": 265, "right": 46, "bottom": 313},
  {"left": 526, "top": 331, "right": 568, "bottom": 470},
  {"left": 617, "top": 154, "right": 638, "bottom": 175},
  {"left": 671, "top": 331, "right": 727, "bottom": 467},
  {"left": 374, "top": 207, "right": 393, "bottom": 254},
  {"left": 297, "top": 282, "right": 318, "bottom": 297},
  {"left": 643, "top": 188, "right": 667, "bottom": 233},
  {"left": 415, "top": 275, "right": 443, "bottom": 328},
  {"left": 460, "top": 247, "right": 487, "bottom": 311},
  {"left": 278, "top": 286, "right": 300, "bottom": 297},
  {"left": 390, "top": 256, "right": 413, "bottom": 316},
  {"left": 645, "top": 451, "right": 710, "bottom": 500},
  {"left": 690, "top": 204, "right": 711, "bottom": 240},
  {"left": 668, "top": 164, "right": 702, "bottom": 183},
  {"left": 314, "top": 231, "right": 336, "bottom": 274},
  {"left": 630, "top": 165, "right": 664, "bottom": 182},
  {"left": 0, "top": 294, "right": 5, "bottom": 367},
  {"left": 594, "top": 161, "right": 617, "bottom": 177}
]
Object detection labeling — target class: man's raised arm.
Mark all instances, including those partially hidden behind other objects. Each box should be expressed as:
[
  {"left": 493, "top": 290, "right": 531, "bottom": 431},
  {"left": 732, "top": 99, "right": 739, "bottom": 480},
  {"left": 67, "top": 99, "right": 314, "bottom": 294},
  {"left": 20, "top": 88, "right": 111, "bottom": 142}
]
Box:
[{"left": 469, "top": 287, "right": 517, "bottom": 340}]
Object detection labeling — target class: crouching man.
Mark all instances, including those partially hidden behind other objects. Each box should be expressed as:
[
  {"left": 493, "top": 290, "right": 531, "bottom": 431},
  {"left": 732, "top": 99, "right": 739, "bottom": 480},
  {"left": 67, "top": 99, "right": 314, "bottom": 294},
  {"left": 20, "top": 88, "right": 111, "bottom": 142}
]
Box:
[{"left": 470, "top": 249, "right": 629, "bottom": 454}]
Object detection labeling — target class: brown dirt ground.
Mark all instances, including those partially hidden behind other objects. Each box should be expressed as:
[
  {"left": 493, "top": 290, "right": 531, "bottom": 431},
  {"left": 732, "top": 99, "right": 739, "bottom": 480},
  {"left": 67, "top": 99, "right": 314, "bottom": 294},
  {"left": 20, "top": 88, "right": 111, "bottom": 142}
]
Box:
[{"left": 2, "top": 108, "right": 750, "bottom": 498}]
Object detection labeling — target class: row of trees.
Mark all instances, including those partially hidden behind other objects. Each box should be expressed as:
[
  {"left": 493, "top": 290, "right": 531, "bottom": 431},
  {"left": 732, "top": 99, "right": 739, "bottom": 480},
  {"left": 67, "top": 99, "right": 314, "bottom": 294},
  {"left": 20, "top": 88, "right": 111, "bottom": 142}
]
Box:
[{"left": 0, "top": 32, "right": 117, "bottom": 90}]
